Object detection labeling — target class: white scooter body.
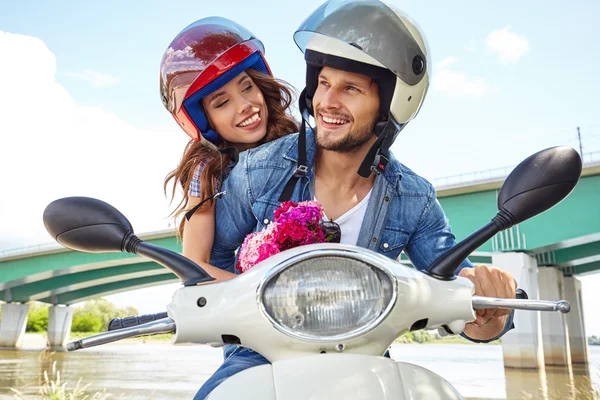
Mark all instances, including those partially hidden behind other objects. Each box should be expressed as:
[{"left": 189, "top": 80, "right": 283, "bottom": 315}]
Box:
[
  {"left": 167, "top": 244, "right": 475, "bottom": 400},
  {"left": 209, "top": 354, "right": 462, "bottom": 400},
  {"left": 210, "top": 354, "right": 462, "bottom": 400}
]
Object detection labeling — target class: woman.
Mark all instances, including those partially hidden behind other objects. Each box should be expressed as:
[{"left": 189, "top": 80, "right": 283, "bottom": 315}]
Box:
[{"left": 160, "top": 17, "right": 298, "bottom": 281}]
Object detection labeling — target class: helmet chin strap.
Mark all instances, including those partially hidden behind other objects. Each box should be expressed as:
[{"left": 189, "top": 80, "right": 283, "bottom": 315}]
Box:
[
  {"left": 278, "top": 88, "right": 312, "bottom": 202},
  {"left": 357, "top": 116, "right": 405, "bottom": 178}
]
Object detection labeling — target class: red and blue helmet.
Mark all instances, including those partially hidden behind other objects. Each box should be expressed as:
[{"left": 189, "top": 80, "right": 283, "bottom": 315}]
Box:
[{"left": 160, "top": 17, "right": 272, "bottom": 144}]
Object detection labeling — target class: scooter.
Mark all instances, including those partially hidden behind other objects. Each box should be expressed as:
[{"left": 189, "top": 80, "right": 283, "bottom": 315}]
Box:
[{"left": 42, "top": 146, "right": 582, "bottom": 400}]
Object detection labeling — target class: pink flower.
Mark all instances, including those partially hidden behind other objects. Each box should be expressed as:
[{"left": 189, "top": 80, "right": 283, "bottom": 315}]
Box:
[{"left": 236, "top": 200, "right": 330, "bottom": 273}]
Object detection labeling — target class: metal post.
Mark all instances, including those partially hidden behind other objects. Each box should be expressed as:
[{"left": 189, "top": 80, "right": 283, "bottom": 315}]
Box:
[{"left": 577, "top": 126, "right": 583, "bottom": 158}]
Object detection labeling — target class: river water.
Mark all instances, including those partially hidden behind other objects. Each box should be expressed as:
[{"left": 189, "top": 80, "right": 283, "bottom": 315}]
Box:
[{"left": 1, "top": 342, "right": 598, "bottom": 399}]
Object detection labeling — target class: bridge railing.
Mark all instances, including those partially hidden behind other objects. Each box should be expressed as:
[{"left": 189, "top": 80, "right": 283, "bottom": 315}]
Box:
[
  {"left": 583, "top": 150, "right": 600, "bottom": 164},
  {"left": 432, "top": 150, "right": 600, "bottom": 189},
  {"left": 0, "top": 242, "right": 63, "bottom": 260},
  {"left": 431, "top": 165, "right": 513, "bottom": 188},
  {"left": 0, "top": 228, "right": 176, "bottom": 260}
]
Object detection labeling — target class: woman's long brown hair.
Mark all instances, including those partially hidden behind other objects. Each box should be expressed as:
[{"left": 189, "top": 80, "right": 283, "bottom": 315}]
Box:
[{"left": 164, "top": 68, "right": 299, "bottom": 238}]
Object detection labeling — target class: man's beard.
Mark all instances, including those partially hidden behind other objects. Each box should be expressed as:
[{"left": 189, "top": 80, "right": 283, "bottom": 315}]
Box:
[{"left": 315, "top": 115, "right": 377, "bottom": 153}]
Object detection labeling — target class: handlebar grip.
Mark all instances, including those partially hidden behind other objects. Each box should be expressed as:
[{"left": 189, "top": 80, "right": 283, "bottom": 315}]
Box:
[
  {"left": 516, "top": 288, "right": 528, "bottom": 299},
  {"left": 108, "top": 312, "right": 168, "bottom": 331}
]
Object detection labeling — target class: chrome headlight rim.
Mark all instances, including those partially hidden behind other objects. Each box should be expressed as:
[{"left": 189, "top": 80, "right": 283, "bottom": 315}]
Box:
[{"left": 256, "top": 248, "right": 398, "bottom": 343}]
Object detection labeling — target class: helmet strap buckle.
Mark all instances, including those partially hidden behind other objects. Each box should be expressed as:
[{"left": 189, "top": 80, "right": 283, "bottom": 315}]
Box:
[
  {"left": 293, "top": 165, "right": 309, "bottom": 178},
  {"left": 370, "top": 151, "right": 389, "bottom": 176},
  {"left": 358, "top": 116, "right": 404, "bottom": 178}
]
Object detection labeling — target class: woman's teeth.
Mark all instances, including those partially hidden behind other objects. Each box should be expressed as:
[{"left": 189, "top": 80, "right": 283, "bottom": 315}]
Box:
[
  {"left": 322, "top": 116, "right": 348, "bottom": 124},
  {"left": 238, "top": 113, "right": 260, "bottom": 127}
]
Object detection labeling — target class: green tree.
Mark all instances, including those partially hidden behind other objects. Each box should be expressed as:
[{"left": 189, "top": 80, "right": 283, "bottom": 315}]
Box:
[
  {"left": 412, "top": 330, "right": 434, "bottom": 343},
  {"left": 71, "top": 312, "right": 102, "bottom": 332},
  {"left": 71, "top": 298, "right": 139, "bottom": 331},
  {"left": 26, "top": 303, "right": 49, "bottom": 332}
]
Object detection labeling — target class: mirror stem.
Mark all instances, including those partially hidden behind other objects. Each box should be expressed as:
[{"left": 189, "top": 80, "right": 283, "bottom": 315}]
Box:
[
  {"left": 425, "top": 215, "right": 509, "bottom": 280},
  {"left": 123, "top": 234, "right": 215, "bottom": 286}
]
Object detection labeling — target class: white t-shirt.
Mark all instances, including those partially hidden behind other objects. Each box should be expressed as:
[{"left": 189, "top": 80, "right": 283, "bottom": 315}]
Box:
[{"left": 317, "top": 189, "right": 373, "bottom": 246}]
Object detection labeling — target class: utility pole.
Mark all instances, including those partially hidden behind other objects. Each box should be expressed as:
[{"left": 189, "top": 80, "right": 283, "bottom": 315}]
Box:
[{"left": 577, "top": 126, "right": 583, "bottom": 158}]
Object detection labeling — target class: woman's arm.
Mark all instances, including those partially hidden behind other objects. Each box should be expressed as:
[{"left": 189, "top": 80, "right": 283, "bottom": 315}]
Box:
[{"left": 183, "top": 196, "right": 238, "bottom": 282}]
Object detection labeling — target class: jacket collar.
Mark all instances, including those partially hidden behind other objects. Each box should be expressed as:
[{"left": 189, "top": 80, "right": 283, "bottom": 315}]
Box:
[{"left": 282, "top": 127, "right": 404, "bottom": 194}]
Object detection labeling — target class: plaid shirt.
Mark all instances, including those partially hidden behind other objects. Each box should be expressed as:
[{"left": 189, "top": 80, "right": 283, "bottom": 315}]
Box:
[{"left": 189, "top": 158, "right": 235, "bottom": 197}]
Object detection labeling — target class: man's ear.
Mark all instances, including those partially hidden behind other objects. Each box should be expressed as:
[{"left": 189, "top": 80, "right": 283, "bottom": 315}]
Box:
[
  {"left": 299, "top": 88, "right": 314, "bottom": 117},
  {"left": 304, "top": 64, "right": 322, "bottom": 117},
  {"left": 306, "top": 93, "right": 314, "bottom": 116}
]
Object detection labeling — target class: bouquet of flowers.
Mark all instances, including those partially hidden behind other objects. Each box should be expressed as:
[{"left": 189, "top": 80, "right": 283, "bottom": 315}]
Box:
[{"left": 235, "top": 200, "right": 340, "bottom": 273}]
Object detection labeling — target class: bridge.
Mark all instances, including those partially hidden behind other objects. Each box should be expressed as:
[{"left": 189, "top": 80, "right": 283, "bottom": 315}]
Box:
[{"left": 1, "top": 153, "right": 599, "bottom": 370}]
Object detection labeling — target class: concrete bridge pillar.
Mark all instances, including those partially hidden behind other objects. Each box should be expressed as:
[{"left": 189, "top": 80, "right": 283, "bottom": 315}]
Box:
[
  {"left": 492, "top": 252, "right": 544, "bottom": 369},
  {"left": 538, "top": 267, "right": 571, "bottom": 366},
  {"left": 562, "top": 276, "right": 589, "bottom": 364},
  {"left": 47, "top": 305, "right": 73, "bottom": 349},
  {"left": 0, "top": 303, "right": 29, "bottom": 348}
]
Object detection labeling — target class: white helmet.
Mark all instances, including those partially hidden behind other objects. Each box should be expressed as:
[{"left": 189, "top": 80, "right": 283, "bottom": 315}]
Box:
[{"left": 294, "top": 0, "right": 431, "bottom": 177}]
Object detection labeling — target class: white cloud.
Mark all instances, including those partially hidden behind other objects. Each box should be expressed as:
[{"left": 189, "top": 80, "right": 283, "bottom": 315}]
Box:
[
  {"left": 65, "top": 69, "right": 119, "bottom": 87},
  {"left": 0, "top": 30, "right": 188, "bottom": 251},
  {"left": 486, "top": 26, "right": 530, "bottom": 64},
  {"left": 432, "top": 57, "right": 488, "bottom": 98},
  {"left": 464, "top": 38, "right": 477, "bottom": 53}
]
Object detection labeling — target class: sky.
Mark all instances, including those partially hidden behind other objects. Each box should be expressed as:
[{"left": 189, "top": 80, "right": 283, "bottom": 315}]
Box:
[{"left": 1, "top": 0, "right": 599, "bottom": 334}]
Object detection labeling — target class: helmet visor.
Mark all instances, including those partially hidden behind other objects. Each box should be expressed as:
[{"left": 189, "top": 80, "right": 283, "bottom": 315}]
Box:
[
  {"left": 294, "top": 0, "right": 426, "bottom": 86},
  {"left": 160, "top": 16, "right": 263, "bottom": 112}
]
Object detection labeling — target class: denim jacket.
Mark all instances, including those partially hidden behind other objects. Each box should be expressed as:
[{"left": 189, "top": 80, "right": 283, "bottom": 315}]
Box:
[{"left": 211, "top": 129, "right": 513, "bottom": 342}]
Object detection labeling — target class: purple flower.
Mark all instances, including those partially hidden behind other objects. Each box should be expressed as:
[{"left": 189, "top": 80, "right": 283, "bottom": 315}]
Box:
[{"left": 236, "top": 201, "right": 328, "bottom": 273}]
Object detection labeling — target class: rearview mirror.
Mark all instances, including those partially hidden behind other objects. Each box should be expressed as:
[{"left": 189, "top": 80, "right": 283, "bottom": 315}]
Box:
[
  {"left": 44, "top": 196, "right": 133, "bottom": 253},
  {"left": 426, "top": 146, "right": 582, "bottom": 280},
  {"left": 43, "top": 197, "right": 214, "bottom": 286}
]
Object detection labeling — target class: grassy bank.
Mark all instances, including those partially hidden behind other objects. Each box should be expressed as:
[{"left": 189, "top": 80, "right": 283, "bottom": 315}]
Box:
[
  {"left": 416, "top": 335, "right": 501, "bottom": 345},
  {"left": 395, "top": 330, "right": 502, "bottom": 345}
]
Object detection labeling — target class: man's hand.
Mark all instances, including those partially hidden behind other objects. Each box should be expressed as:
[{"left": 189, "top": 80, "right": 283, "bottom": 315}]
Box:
[{"left": 459, "top": 264, "right": 516, "bottom": 341}]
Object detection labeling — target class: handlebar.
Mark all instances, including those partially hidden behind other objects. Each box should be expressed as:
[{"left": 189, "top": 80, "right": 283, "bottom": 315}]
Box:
[
  {"left": 66, "top": 317, "right": 176, "bottom": 351},
  {"left": 472, "top": 287, "right": 570, "bottom": 313},
  {"left": 472, "top": 296, "right": 570, "bottom": 313},
  {"left": 108, "top": 312, "right": 168, "bottom": 331}
]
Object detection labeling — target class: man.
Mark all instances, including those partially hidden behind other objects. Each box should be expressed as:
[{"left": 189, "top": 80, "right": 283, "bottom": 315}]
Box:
[{"left": 196, "top": 1, "right": 515, "bottom": 398}]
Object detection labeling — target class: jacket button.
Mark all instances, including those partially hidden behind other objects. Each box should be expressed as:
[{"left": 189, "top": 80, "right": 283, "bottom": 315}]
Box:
[
  {"left": 263, "top": 219, "right": 270, "bottom": 224},
  {"left": 384, "top": 196, "right": 390, "bottom": 202},
  {"left": 372, "top": 237, "right": 377, "bottom": 243},
  {"left": 383, "top": 243, "right": 389, "bottom": 249}
]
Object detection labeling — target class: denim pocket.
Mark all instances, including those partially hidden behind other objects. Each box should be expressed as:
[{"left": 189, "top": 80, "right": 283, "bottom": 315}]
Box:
[
  {"left": 252, "top": 198, "right": 281, "bottom": 229},
  {"left": 378, "top": 227, "right": 411, "bottom": 259}
]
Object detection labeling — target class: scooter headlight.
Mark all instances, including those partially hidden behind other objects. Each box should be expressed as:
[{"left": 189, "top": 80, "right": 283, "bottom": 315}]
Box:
[{"left": 258, "top": 251, "right": 396, "bottom": 342}]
